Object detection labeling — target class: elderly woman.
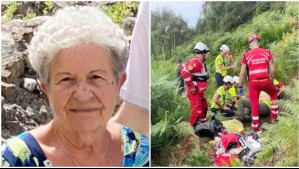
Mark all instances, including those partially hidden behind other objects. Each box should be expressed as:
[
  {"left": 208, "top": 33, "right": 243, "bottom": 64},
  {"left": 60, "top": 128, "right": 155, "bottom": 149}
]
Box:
[{"left": 1, "top": 6, "right": 149, "bottom": 167}]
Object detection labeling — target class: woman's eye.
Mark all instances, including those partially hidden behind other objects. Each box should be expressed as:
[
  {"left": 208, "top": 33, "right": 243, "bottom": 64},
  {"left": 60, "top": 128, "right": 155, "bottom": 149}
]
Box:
[
  {"left": 91, "top": 75, "right": 102, "bottom": 80},
  {"left": 90, "top": 75, "right": 108, "bottom": 86},
  {"left": 60, "top": 77, "right": 73, "bottom": 82}
]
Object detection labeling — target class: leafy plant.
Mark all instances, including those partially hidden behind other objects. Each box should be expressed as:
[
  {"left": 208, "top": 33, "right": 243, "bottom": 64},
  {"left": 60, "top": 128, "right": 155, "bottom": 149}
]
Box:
[
  {"left": 255, "top": 79, "right": 299, "bottom": 166},
  {"left": 43, "top": 1, "right": 54, "bottom": 15},
  {"left": 270, "top": 32, "right": 299, "bottom": 83},
  {"left": 151, "top": 59, "right": 198, "bottom": 166},
  {"left": 23, "top": 12, "right": 36, "bottom": 21},
  {"left": 2, "top": 1, "right": 20, "bottom": 23},
  {"left": 101, "top": 2, "right": 139, "bottom": 24}
]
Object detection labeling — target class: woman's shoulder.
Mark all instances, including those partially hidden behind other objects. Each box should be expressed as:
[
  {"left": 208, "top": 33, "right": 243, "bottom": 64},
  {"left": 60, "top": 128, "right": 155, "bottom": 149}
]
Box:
[
  {"left": 106, "top": 121, "right": 149, "bottom": 166},
  {"left": 121, "top": 125, "right": 149, "bottom": 143},
  {"left": 1, "top": 132, "right": 50, "bottom": 167},
  {"left": 121, "top": 125, "right": 149, "bottom": 167}
]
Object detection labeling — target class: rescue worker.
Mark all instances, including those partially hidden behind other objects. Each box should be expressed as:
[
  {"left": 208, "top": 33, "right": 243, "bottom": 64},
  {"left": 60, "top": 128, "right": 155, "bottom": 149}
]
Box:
[
  {"left": 236, "top": 91, "right": 272, "bottom": 122},
  {"left": 238, "top": 34, "right": 278, "bottom": 131},
  {"left": 274, "top": 79, "right": 285, "bottom": 99},
  {"left": 215, "top": 45, "right": 236, "bottom": 88},
  {"left": 180, "top": 42, "right": 209, "bottom": 127},
  {"left": 226, "top": 76, "right": 241, "bottom": 110},
  {"left": 210, "top": 75, "right": 235, "bottom": 117},
  {"left": 236, "top": 78, "right": 285, "bottom": 122}
]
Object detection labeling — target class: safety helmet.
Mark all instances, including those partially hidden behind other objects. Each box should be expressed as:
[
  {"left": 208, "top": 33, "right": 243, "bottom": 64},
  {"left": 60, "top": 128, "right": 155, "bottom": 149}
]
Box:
[
  {"left": 223, "top": 75, "right": 234, "bottom": 84},
  {"left": 220, "top": 44, "right": 230, "bottom": 53},
  {"left": 248, "top": 34, "right": 260, "bottom": 43},
  {"left": 233, "top": 76, "right": 239, "bottom": 84},
  {"left": 194, "top": 42, "right": 210, "bottom": 54}
]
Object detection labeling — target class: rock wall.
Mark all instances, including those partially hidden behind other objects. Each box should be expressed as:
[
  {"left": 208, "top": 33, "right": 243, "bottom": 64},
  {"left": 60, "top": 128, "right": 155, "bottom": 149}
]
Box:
[{"left": 1, "top": 1, "right": 136, "bottom": 143}]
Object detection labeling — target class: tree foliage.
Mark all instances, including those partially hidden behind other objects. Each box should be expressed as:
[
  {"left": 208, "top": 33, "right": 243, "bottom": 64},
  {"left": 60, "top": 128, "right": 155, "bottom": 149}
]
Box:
[
  {"left": 151, "top": 8, "right": 194, "bottom": 59},
  {"left": 195, "top": 1, "right": 287, "bottom": 33}
]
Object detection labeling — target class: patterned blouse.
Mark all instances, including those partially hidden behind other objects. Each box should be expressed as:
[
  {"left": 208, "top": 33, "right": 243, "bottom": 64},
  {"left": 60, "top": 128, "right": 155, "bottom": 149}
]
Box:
[{"left": 1, "top": 126, "right": 149, "bottom": 167}]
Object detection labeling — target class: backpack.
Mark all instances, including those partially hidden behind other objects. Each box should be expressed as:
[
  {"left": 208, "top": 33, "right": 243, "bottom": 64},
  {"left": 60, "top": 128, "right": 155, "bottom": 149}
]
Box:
[
  {"left": 194, "top": 117, "right": 224, "bottom": 138},
  {"left": 212, "top": 131, "right": 262, "bottom": 167},
  {"left": 213, "top": 134, "right": 243, "bottom": 167}
]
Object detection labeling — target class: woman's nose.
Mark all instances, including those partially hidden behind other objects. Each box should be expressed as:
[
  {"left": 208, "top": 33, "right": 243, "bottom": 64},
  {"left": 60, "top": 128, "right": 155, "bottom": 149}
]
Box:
[{"left": 73, "top": 80, "right": 93, "bottom": 102}]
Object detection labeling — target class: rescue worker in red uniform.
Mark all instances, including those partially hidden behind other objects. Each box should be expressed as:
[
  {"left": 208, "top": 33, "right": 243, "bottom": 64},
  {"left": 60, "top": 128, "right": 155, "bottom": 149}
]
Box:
[
  {"left": 181, "top": 42, "right": 210, "bottom": 127},
  {"left": 238, "top": 34, "right": 278, "bottom": 131}
]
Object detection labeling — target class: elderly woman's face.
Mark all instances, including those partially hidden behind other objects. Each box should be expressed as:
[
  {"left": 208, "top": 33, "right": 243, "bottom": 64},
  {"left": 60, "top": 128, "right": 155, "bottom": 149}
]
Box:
[{"left": 43, "top": 44, "right": 125, "bottom": 132}]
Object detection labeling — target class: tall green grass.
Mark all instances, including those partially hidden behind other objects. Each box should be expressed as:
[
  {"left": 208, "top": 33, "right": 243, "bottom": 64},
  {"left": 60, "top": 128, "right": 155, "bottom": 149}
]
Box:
[
  {"left": 255, "top": 79, "right": 299, "bottom": 166},
  {"left": 151, "top": 60, "right": 214, "bottom": 166}
]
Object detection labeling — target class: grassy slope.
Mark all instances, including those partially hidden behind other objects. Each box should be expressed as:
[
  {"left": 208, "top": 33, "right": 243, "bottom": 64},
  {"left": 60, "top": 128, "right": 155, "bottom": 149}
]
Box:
[{"left": 151, "top": 2, "right": 299, "bottom": 167}]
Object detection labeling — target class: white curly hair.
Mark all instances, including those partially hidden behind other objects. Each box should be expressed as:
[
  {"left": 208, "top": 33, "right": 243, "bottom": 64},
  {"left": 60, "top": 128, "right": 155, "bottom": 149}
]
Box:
[{"left": 28, "top": 6, "right": 129, "bottom": 85}]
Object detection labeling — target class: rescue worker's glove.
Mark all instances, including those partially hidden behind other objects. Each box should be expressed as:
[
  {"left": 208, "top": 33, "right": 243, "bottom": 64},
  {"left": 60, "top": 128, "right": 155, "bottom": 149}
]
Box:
[{"left": 237, "top": 87, "right": 244, "bottom": 96}]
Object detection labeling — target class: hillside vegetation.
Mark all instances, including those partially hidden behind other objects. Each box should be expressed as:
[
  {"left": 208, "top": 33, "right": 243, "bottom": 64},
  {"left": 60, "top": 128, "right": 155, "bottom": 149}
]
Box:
[{"left": 151, "top": 2, "right": 298, "bottom": 166}]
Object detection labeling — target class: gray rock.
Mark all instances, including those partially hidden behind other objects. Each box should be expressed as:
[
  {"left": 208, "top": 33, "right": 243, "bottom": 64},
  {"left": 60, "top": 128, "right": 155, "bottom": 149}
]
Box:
[
  {"left": 3, "top": 104, "right": 27, "bottom": 125},
  {"left": 2, "top": 129, "right": 11, "bottom": 140},
  {"left": 2, "top": 19, "right": 26, "bottom": 31},
  {"left": 25, "top": 106, "right": 35, "bottom": 117},
  {"left": 1, "top": 82, "right": 18, "bottom": 102},
  {"left": 15, "top": 1, "right": 44, "bottom": 17},
  {"left": 25, "top": 16, "right": 50, "bottom": 27},
  {"left": 2, "top": 54, "right": 24, "bottom": 83},
  {"left": 22, "top": 77, "right": 37, "bottom": 92},
  {"left": 1, "top": 96, "right": 4, "bottom": 112},
  {"left": 4, "top": 120, "right": 23, "bottom": 136},
  {"left": 1, "top": 2, "right": 9, "bottom": 12},
  {"left": 1, "top": 31, "right": 15, "bottom": 53},
  {"left": 2, "top": 104, "right": 18, "bottom": 122},
  {"left": 122, "top": 17, "right": 136, "bottom": 36},
  {"left": 34, "top": 105, "right": 52, "bottom": 124}
]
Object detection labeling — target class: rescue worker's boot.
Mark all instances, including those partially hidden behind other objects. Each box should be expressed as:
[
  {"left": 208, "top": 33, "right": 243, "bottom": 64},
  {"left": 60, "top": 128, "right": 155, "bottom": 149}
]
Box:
[
  {"left": 270, "top": 103, "right": 279, "bottom": 123},
  {"left": 199, "top": 118, "right": 207, "bottom": 123},
  {"left": 251, "top": 120, "right": 260, "bottom": 132}
]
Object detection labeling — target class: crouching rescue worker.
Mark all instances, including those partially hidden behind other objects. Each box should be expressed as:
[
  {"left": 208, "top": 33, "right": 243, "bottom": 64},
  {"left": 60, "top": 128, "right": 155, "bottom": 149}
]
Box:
[
  {"left": 211, "top": 75, "right": 235, "bottom": 117},
  {"left": 181, "top": 42, "right": 210, "bottom": 127},
  {"left": 226, "top": 76, "right": 241, "bottom": 110}
]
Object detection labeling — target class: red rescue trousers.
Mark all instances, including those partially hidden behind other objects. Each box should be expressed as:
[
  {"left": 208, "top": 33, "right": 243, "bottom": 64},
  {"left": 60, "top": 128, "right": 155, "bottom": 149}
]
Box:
[
  {"left": 187, "top": 89, "right": 208, "bottom": 127},
  {"left": 249, "top": 79, "right": 278, "bottom": 131}
]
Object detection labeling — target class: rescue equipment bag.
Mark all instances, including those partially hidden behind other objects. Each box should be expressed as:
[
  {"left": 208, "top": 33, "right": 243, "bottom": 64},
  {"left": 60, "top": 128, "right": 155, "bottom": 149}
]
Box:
[{"left": 194, "top": 117, "right": 224, "bottom": 138}]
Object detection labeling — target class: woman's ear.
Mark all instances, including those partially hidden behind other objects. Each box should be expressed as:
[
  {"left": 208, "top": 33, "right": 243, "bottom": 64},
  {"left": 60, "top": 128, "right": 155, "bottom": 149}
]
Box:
[
  {"left": 38, "top": 80, "right": 49, "bottom": 98},
  {"left": 119, "top": 72, "right": 127, "bottom": 87}
]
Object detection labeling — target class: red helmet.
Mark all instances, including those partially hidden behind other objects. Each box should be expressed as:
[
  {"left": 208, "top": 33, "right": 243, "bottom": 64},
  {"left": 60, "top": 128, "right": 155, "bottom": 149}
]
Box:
[{"left": 248, "top": 34, "right": 260, "bottom": 43}]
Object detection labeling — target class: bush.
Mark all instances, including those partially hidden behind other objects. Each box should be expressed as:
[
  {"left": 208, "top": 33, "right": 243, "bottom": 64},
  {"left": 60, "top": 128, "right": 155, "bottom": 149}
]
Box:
[{"left": 269, "top": 32, "right": 299, "bottom": 84}]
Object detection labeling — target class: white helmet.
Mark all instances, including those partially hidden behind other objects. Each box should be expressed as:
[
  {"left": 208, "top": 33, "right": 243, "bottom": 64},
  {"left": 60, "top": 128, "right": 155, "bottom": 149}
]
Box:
[
  {"left": 220, "top": 44, "right": 229, "bottom": 53},
  {"left": 194, "top": 42, "right": 209, "bottom": 54},
  {"left": 233, "top": 76, "right": 239, "bottom": 83},
  {"left": 223, "top": 75, "right": 234, "bottom": 84}
]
